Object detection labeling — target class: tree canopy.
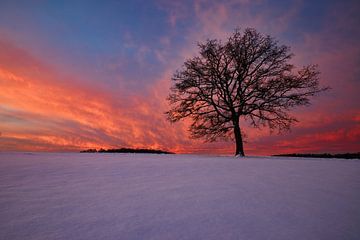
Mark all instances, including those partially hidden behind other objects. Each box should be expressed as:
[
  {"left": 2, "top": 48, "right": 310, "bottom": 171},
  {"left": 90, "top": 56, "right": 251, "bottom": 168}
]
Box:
[{"left": 166, "top": 28, "right": 328, "bottom": 156}]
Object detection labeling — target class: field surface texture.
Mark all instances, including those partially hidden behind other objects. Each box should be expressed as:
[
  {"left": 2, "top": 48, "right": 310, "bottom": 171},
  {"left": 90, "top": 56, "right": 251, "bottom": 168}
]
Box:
[{"left": 0, "top": 153, "right": 359, "bottom": 240}]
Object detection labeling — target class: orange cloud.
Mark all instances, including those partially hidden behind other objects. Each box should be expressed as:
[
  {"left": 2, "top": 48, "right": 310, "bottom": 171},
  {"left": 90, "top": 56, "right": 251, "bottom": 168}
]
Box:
[
  {"left": 1, "top": 0, "right": 359, "bottom": 156},
  {"left": 0, "top": 39, "right": 192, "bottom": 152}
]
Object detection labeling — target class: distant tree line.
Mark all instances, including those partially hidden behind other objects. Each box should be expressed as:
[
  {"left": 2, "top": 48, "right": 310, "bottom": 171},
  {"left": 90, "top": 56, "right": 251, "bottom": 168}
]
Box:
[
  {"left": 80, "top": 148, "right": 174, "bottom": 154},
  {"left": 273, "top": 152, "right": 360, "bottom": 159}
]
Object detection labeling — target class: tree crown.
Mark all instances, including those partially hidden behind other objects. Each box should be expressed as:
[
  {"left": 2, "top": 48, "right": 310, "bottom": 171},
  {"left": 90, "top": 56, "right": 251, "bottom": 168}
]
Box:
[{"left": 166, "top": 28, "right": 328, "bottom": 142}]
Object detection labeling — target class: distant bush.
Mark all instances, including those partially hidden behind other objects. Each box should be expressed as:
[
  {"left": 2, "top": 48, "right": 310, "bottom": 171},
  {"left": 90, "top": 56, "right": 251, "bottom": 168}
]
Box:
[
  {"left": 273, "top": 152, "right": 360, "bottom": 159},
  {"left": 80, "top": 149, "right": 97, "bottom": 153},
  {"left": 80, "top": 148, "right": 174, "bottom": 154}
]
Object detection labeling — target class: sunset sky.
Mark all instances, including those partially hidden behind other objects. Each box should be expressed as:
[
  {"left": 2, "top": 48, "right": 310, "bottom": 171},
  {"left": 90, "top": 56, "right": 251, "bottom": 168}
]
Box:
[{"left": 0, "top": 0, "right": 359, "bottom": 155}]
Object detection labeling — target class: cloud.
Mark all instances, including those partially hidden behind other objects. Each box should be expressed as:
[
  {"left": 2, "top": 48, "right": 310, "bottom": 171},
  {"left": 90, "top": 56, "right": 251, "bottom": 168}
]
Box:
[
  {"left": 0, "top": 39, "right": 193, "bottom": 152},
  {"left": 1, "top": 1, "right": 359, "bottom": 155}
]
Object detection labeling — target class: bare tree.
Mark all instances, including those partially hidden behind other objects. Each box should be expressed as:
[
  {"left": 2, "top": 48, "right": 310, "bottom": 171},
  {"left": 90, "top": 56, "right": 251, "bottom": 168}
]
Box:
[{"left": 166, "top": 28, "right": 328, "bottom": 156}]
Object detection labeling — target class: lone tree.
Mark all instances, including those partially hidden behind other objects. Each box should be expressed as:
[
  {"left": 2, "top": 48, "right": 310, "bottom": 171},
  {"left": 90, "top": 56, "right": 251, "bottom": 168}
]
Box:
[{"left": 166, "top": 28, "right": 328, "bottom": 156}]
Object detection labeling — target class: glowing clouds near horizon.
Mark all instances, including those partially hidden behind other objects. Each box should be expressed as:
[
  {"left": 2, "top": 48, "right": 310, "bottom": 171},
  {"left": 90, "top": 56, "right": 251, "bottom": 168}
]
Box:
[
  {"left": 0, "top": 41, "right": 183, "bottom": 152},
  {"left": 0, "top": 0, "right": 359, "bottom": 154},
  {"left": 0, "top": 38, "right": 358, "bottom": 154}
]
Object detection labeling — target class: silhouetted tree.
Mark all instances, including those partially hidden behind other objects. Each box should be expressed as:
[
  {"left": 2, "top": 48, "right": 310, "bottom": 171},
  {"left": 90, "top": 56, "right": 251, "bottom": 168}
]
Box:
[{"left": 166, "top": 28, "right": 328, "bottom": 156}]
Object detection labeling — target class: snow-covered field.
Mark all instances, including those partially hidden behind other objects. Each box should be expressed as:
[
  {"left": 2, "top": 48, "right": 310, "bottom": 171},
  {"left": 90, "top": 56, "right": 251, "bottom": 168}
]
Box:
[{"left": 0, "top": 153, "right": 359, "bottom": 240}]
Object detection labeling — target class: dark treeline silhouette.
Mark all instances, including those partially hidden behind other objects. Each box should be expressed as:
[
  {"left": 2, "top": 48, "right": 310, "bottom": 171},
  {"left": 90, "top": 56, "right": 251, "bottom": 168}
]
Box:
[
  {"left": 273, "top": 152, "right": 360, "bottom": 159},
  {"left": 80, "top": 148, "right": 174, "bottom": 154}
]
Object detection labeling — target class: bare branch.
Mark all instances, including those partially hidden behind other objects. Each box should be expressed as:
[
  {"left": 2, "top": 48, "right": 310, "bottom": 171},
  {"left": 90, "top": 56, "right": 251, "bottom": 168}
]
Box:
[{"left": 165, "top": 28, "right": 329, "bottom": 155}]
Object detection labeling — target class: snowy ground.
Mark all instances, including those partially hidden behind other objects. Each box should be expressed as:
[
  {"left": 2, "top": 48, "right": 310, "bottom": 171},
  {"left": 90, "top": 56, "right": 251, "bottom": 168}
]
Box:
[{"left": 0, "top": 153, "right": 359, "bottom": 240}]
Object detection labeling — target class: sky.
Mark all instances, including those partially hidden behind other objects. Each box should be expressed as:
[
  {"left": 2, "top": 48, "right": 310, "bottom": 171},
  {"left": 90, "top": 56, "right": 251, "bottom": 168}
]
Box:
[{"left": 0, "top": 0, "right": 359, "bottom": 155}]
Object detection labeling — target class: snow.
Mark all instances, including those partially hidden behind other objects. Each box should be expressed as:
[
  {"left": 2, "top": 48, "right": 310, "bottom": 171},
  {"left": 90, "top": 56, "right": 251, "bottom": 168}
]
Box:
[{"left": 0, "top": 153, "right": 359, "bottom": 240}]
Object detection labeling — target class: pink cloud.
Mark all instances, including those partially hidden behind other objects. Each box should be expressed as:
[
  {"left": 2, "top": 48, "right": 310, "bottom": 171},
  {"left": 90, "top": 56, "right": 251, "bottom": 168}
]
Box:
[{"left": 1, "top": 1, "right": 359, "bottom": 155}]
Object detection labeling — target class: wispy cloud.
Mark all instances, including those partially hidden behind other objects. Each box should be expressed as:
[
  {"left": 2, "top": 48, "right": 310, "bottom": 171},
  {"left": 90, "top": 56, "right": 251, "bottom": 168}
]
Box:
[{"left": 0, "top": 0, "right": 359, "bottom": 154}]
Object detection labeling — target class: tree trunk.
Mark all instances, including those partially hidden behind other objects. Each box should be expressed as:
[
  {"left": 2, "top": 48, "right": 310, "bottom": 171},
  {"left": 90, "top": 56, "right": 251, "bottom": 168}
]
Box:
[{"left": 234, "top": 123, "right": 245, "bottom": 156}]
